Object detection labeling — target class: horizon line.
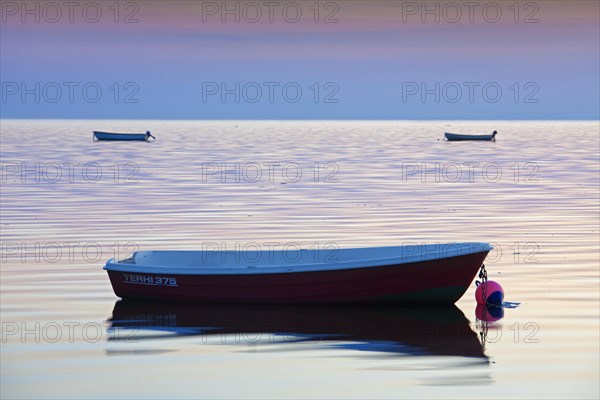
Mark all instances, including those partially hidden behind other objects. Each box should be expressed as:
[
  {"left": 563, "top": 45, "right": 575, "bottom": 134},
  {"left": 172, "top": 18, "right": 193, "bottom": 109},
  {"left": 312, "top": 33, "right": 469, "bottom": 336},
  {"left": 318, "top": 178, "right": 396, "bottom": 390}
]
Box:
[{"left": 2, "top": 118, "right": 599, "bottom": 122}]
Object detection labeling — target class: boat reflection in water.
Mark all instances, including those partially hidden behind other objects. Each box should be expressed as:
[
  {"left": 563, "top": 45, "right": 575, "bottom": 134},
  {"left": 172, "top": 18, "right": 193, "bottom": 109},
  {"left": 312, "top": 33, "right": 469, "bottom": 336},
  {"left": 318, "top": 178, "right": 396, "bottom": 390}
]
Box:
[{"left": 108, "top": 300, "right": 487, "bottom": 359}]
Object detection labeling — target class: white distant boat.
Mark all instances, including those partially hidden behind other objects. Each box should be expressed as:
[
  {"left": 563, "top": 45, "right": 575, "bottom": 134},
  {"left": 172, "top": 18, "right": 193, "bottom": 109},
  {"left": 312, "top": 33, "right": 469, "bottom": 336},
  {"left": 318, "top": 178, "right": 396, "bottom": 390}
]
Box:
[
  {"left": 93, "top": 131, "right": 155, "bottom": 141},
  {"left": 445, "top": 131, "right": 497, "bottom": 141}
]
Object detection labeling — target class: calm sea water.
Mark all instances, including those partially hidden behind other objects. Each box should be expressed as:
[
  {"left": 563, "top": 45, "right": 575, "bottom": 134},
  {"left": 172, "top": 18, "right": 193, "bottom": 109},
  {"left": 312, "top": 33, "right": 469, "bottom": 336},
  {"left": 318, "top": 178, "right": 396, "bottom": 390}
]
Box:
[{"left": 1, "top": 120, "right": 598, "bottom": 399}]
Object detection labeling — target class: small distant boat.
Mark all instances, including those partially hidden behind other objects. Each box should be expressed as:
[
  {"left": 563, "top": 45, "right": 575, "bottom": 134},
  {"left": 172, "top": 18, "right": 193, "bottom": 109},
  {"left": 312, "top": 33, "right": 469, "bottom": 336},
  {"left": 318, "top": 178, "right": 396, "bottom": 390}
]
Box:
[
  {"left": 103, "top": 242, "right": 493, "bottom": 304},
  {"left": 445, "top": 131, "right": 497, "bottom": 141},
  {"left": 93, "top": 131, "right": 156, "bottom": 141}
]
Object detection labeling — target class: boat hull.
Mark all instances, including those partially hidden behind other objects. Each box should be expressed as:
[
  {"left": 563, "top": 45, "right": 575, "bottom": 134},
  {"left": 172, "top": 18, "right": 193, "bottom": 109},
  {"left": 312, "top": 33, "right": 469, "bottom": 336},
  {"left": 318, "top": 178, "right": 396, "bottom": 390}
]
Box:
[
  {"left": 445, "top": 133, "right": 495, "bottom": 141},
  {"left": 106, "top": 251, "right": 489, "bottom": 304},
  {"left": 93, "top": 131, "right": 149, "bottom": 141}
]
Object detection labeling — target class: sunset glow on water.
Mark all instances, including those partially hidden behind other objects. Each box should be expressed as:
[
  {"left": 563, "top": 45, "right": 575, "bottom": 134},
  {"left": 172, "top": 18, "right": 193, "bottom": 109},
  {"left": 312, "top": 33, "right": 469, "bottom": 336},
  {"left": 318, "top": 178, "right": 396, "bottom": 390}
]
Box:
[{"left": 1, "top": 120, "right": 598, "bottom": 398}]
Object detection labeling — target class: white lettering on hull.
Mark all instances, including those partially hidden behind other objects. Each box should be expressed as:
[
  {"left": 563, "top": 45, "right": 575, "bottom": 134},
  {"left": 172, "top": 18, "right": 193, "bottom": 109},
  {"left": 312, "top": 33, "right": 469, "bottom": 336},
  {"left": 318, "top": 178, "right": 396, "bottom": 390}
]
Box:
[{"left": 122, "top": 274, "right": 178, "bottom": 287}]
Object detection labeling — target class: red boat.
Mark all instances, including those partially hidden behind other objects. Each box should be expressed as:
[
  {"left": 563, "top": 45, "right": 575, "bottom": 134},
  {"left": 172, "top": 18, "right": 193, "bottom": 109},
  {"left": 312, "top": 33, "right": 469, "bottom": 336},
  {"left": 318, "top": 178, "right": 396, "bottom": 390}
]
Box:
[{"left": 104, "top": 242, "right": 492, "bottom": 304}]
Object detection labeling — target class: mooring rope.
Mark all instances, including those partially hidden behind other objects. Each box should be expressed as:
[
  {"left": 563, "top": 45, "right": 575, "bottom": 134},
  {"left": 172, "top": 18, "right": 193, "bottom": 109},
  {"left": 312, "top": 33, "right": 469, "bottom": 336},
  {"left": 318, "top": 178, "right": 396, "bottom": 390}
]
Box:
[{"left": 475, "top": 263, "right": 489, "bottom": 349}]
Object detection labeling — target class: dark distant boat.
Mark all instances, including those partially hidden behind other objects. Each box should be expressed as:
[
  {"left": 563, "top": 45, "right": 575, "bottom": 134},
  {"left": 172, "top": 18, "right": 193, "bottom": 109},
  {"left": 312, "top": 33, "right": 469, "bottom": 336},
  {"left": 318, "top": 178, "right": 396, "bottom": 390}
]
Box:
[
  {"left": 445, "top": 131, "right": 497, "bottom": 141},
  {"left": 93, "top": 131, "right": 155, "bottom": 141},
  {"left": 108, "top": 300, "right": 487, "bottom": 358},
  {"left": 103, "top": 242, "right": 493, "bottom": 304}
]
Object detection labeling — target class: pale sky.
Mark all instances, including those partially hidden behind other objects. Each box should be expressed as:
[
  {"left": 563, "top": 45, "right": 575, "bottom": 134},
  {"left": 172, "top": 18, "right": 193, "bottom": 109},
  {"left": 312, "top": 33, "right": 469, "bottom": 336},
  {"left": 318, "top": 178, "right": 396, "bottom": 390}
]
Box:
[{"left": 1, "top": 0, "right": 598, "bottom": 119}]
